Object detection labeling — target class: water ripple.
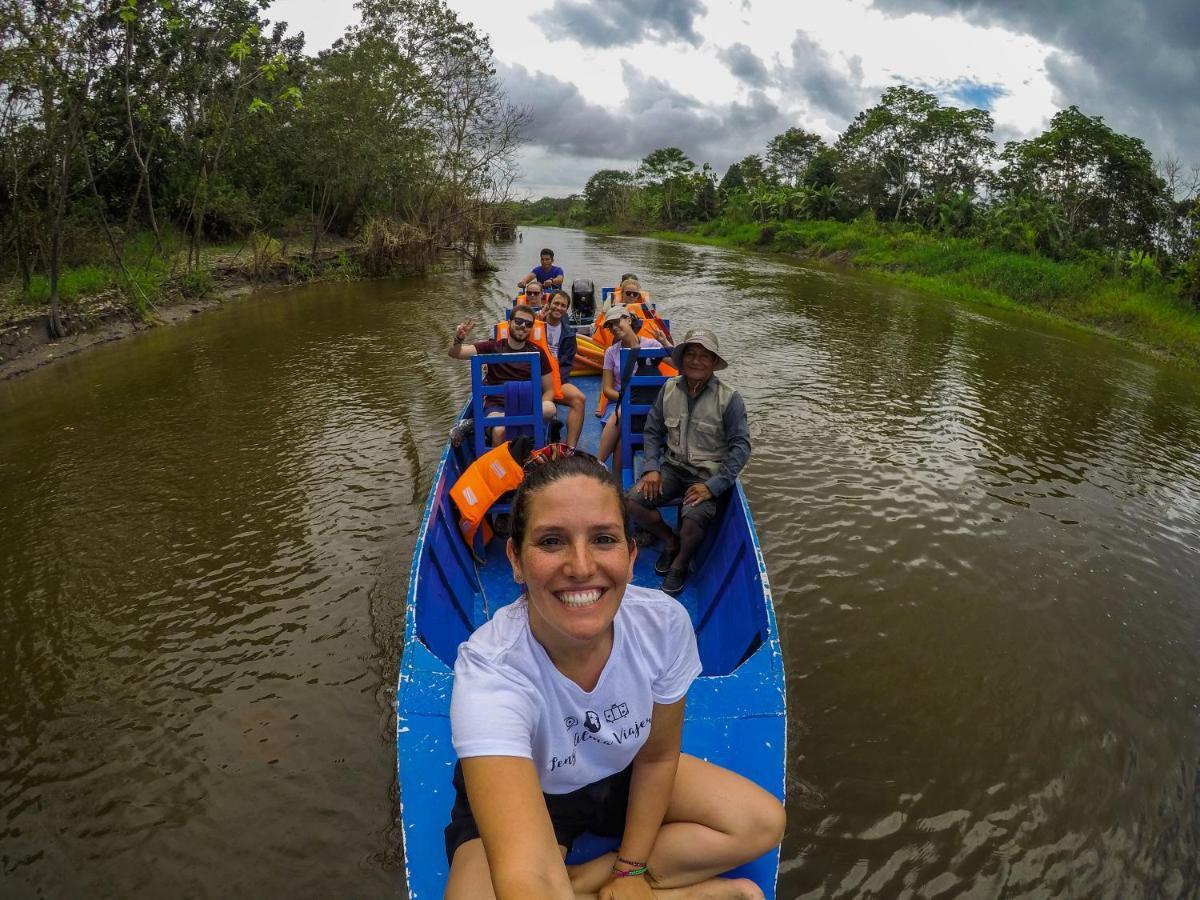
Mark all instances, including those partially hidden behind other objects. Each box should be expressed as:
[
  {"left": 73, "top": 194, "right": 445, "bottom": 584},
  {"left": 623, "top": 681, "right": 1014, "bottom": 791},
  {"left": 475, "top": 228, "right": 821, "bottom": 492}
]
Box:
[{"left": 3, "top": 228, "right": 1200, "bottom": 895}]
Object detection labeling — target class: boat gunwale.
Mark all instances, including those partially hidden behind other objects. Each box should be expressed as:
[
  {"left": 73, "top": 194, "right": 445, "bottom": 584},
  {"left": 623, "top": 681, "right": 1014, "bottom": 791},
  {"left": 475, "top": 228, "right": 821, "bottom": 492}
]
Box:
[{"left": 396, "top": 375, "right": 786, "bottom": 898}]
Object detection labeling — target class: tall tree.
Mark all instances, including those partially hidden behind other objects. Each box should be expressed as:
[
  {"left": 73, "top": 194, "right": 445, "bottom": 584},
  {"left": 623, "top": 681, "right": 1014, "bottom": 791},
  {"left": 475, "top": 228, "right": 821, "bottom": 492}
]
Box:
[
  {"left": 637, "top": 147, "right": 696, "bottom": 224},
  {"left": 354, "top": 0, "right": 527, "bottom": 268},
  {"left": 994, "top": 106, "right": 1167, "bottom": 257},
  {"left": 583, "top": 168, "right": 636, "bottom": 224},
  {"left": 2, "top": 0, "right": 105, "bottom": 336},
  {"left": 734, "top": 153, "right": 769, "bottom": 189},
  {"left": 717, "top": 161, "right": 746, "bottom": 197},
  {"left": 766, "top": 127, "right": 827, "bottom": 187},
  {"left": 837, "top": 85, "right": 994, "bottom": 223}
]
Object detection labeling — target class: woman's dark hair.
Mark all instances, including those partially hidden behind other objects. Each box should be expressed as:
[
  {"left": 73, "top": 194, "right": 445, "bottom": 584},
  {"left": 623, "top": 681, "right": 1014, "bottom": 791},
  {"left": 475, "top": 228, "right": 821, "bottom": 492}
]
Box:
[
  {"left": 540, "top": 248, "right": 554, "bottom": 259},
  {"left": 510, "top": 454, "right": 632, "bottom": 549}
]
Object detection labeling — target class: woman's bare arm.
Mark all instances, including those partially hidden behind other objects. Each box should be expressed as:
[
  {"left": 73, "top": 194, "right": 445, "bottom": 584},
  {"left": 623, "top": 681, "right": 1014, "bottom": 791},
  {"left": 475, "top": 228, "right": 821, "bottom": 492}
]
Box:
[
  {"left": 614, "top": 698, "right": 685, "bottom": 878},
  {"left": 601, "top": 366, "right": 620, "bottom": 403},
  {"left": 461, "top": 756, "right": 574, "bottom": 899}
]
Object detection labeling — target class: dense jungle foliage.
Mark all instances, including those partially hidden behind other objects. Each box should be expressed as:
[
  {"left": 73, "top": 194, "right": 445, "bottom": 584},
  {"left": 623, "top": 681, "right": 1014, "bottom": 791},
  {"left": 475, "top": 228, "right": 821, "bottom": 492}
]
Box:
[
  {"left": 518, "top": 87, "right": 1200, "bottom": 328},
  {"left": 0, "top": 0, "right": 525, "bottom": 335}
]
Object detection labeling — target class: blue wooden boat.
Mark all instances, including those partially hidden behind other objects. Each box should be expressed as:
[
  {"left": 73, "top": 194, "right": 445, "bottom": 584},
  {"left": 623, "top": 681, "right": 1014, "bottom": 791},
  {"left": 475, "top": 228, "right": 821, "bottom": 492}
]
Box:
[{"left": 396, "top": 334, "right": 786, "bottom": 897}]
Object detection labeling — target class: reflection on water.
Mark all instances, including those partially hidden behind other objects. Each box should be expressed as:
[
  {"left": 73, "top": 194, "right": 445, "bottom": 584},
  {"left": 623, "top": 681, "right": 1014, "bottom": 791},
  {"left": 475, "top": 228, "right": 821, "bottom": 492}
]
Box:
[{"left": 2, "top": 228, "right": 1200, "bottom": 896}]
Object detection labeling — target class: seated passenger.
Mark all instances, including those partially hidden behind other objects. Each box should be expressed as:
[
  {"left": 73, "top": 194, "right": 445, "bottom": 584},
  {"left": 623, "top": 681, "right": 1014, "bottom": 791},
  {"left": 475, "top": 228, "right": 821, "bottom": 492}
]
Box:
[
  {"left": 520, "top": 280, "right": 549, "bottom": 312},
  {"left": 626, "top": 329, "right": 751, "bottom": 596},
  {"left": 537, "top": 290, "right": 585, "bottom": 446},
  {"left": 594, "top": 277, "right": 667, "bottom": 349},
  {"left": 596, "top": 306, "right": 665, "bottom": 466},
  {"left": 443, "top": 449, "right": 785, "bottom": 900},
  {"left": 448, "top": 305, "right": 556, "bottom": 445},
  {"left": 619, "top": 277, "right": 645, "bottom": 304},
  {"left": 517, "top": 248, "right": 565, "bottom": 292},
  {"left": 604, "top": 276, "right": 645, "bottom": 310}
]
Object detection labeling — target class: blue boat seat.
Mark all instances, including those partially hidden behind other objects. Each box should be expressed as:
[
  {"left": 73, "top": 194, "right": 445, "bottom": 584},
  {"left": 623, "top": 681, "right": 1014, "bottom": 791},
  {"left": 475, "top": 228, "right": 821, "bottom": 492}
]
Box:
[
  {"left": 459, "top": 353, "right": 550, "bottom": 558},
  {"left": 468, "top": 352, "right": 546, "bottom": 459},
  {"left": 501, "top": 380, "right": 535, "bottom": 443},
  {"left": 618, "top": 346, "right": 673, "bottom": 491}
]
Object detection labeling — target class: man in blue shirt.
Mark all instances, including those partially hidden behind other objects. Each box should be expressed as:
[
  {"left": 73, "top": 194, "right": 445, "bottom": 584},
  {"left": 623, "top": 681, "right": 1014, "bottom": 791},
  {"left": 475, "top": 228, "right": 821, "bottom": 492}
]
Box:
[{"left": 518, "top": 248, "right": 564, "bottom": 292}]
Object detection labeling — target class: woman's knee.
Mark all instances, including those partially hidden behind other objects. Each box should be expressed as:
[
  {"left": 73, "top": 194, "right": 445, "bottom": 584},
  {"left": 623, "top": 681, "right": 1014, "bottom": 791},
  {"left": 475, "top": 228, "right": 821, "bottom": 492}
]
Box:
[{"left": 741, "top": 790, "right": 786, "bottom": 855}]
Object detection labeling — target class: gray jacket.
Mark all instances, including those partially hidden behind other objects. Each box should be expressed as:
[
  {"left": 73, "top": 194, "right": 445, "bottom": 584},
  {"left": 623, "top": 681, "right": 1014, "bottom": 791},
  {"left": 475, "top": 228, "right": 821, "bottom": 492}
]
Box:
[{"left": 642, "top": 374, "right": 751, "bottom": 496}]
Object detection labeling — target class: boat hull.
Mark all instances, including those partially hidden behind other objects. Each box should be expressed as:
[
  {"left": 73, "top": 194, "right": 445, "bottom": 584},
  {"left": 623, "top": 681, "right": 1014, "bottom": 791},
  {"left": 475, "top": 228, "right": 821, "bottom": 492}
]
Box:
[{"left": 396, "top": 372, "right": 786, "bottom": 898}]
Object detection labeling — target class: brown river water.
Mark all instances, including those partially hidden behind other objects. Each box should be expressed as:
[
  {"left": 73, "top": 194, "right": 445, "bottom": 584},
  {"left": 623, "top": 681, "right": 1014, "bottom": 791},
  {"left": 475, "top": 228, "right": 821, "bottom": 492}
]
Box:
[{"left": 3, "top": 226, "right": 1200, "bottom": 897}]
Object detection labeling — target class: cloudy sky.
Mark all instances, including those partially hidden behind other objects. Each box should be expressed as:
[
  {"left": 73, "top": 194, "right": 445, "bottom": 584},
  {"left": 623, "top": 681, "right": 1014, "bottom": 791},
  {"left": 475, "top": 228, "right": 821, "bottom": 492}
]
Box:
[{"left": 270, "top": 0, "right": 1198, "bottom": 198}]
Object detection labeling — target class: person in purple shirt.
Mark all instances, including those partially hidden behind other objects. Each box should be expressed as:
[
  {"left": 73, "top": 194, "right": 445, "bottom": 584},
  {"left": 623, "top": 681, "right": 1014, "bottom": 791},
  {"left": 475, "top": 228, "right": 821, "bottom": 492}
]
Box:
[{"left": 518, "top": 248, "right": 564, "bottom": 292}]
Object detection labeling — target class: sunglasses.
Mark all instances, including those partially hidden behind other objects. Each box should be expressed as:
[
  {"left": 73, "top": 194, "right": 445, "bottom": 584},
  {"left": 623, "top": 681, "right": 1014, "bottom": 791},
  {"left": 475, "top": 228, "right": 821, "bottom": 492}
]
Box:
[
  {"left": 522, "top": 442, "right": 599, "bottom": 471},
  {"left": 510, "top": 317, "right": 535, "bottom": 328},
  {"left": 526, "top": 289, "right": 542, "bottom": 295},
  {"left": 622, "top": 290, "right": 640, "bottom": 297}
]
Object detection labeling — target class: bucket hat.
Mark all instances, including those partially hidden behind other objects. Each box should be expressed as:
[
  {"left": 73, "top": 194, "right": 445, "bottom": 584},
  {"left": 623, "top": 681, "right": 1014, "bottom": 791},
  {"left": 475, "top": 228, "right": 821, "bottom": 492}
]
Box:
[{"left": 670, "top": 328, "right": 728, "bottom": 371}]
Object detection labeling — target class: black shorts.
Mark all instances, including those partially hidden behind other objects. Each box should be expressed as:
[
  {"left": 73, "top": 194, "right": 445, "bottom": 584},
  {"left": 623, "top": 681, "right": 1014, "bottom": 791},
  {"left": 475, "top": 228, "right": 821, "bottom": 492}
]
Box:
[{"left": 444, "top": 760, "right": 632, "bottom": 864}]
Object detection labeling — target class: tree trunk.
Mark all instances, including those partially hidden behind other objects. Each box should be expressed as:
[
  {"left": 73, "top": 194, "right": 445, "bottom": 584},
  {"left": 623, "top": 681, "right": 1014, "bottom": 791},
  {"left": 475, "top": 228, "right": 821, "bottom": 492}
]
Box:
[
  {"left": 47, "top": 154, "right": 68, "bottom": 339},
  {"left": 123, "top": 29, "right": 162, "bottom": 254},
  {"left": 188, "top": 162, "right": 207, "bottom": 272}
]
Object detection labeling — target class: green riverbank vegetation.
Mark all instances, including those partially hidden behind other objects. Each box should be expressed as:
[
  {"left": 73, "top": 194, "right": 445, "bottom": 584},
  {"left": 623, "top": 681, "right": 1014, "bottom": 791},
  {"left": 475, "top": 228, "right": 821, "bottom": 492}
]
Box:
[
  {"left": 0, "top": 0, "right": 525, "bottom": 337},
  {"left": 517, "top": 87, "right": 1200, "bottom": 363}
]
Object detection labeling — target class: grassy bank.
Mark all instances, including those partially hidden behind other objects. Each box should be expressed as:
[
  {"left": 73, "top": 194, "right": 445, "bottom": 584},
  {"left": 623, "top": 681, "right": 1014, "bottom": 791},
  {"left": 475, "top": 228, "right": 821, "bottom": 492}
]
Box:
[
  {"left": 646, "top": 219, "right": 1200, "bottom": 366},
  {"left": 0, "top": 231, "right": 363, "bottom": 327}
]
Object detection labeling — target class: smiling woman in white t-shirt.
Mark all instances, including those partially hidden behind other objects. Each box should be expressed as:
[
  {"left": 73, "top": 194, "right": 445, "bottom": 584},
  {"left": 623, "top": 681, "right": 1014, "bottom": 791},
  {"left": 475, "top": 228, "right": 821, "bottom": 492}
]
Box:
[{"left": 444, "top": 448, "right": 785, "bottom": 900}]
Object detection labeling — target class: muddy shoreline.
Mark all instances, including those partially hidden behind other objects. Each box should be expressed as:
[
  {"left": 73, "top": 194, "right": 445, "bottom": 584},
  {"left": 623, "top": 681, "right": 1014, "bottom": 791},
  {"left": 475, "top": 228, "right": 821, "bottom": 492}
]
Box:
[
  {"left": 0, "top": 278, "right": 256, "bottom": 383},
  {"left": 0, "top": 241, "right": 374, "bottom": 383}
]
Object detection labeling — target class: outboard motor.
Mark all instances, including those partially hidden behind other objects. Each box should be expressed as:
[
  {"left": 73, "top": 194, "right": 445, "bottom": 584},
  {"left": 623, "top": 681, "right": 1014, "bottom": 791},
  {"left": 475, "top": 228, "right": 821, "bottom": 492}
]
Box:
[{"left": 571, "top": 278, "right": 596, "bottom": 321}]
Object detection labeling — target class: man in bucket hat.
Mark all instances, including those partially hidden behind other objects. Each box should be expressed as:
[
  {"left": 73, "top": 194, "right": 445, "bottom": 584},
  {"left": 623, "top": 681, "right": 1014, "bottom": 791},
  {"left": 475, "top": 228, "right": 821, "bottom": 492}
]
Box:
[{"left": 626, "top": 327, "right": 751, "bottom": 596}]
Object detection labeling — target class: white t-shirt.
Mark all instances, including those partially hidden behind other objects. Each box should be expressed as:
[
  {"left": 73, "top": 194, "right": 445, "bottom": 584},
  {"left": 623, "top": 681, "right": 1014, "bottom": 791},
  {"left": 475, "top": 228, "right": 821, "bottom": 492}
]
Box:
[
  {"left": 545, "top": 322, "right": 563, "bottom": 359},
  {"left": 450, "top": 585, "right": 701, "bottom": 794},
  {"left": 602, "top": 338, "right": 663, "bottom": 392}
]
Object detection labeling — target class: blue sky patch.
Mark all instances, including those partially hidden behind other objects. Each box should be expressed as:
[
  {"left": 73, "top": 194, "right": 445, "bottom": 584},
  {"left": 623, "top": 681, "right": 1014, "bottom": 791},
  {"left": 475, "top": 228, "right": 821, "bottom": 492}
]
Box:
[{"left": 947, "top": 80, "right": 1008, "bottom": 110}]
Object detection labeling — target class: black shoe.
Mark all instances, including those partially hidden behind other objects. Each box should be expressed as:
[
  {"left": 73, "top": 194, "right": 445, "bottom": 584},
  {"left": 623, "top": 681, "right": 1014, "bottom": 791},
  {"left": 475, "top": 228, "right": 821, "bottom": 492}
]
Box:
[
  {"left": 654, "top": 548, "right": 677, "bottom": 576},
  {"left": 661, "top": 567, "right": 686, "bottom": 596}
]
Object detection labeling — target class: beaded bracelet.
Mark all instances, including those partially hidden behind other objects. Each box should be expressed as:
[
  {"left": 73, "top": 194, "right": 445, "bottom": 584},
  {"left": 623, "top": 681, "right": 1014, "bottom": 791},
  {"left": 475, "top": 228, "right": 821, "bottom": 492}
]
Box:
[
  {"left": 616, "top": 856, "right": 647, "bottom": 869},
  {"left": 611, "top": 864, "right": 649, "bottom": 878}
]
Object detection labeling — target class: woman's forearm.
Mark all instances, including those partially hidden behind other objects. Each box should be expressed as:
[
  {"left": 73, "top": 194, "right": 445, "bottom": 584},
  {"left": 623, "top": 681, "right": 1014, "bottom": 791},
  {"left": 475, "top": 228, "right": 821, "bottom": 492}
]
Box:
[
  {"left": 618, "top": 754, "right": 680, "bottom": 865},
  {"left": 492, "top": 866, "right": 574, "bottom": 900}
]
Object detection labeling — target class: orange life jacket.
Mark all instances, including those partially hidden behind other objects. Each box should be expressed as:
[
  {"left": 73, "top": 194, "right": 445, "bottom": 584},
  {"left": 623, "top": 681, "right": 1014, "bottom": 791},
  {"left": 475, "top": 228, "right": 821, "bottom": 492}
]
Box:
[
  {"left": 450, "top": 441, "right": 525, "bottom": 549},
  {"left": 591, "top": 302, "right": 673, "bottom": 352},
  {"left": 495, "top": 319, "right": 563, "bottom": 401}
]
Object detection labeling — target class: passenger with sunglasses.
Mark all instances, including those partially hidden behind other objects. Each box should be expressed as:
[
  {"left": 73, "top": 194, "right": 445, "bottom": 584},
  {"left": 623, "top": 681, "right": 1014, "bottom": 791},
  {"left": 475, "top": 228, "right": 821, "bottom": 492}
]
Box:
[
  {"left": 444, "top": 449, "right": 785, "bottom": 900},
  {"left": 610, "top": 276, "right": 646, "bottom": 308},
  {"left": 520, "top": 280, "right": 547, "bottom": 310},
  {"left": 518, "top": 248, "right": 565, "bottom": 292},
  {"left": 448, "top": 304, "right": 557, "bottom": 445}
]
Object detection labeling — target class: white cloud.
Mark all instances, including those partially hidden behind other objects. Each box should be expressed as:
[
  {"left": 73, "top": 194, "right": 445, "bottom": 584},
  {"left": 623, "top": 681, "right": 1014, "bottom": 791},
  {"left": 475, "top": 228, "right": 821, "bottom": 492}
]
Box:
[{"left": 268, "top": 0, "right": 1166, "bottom": 194}]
